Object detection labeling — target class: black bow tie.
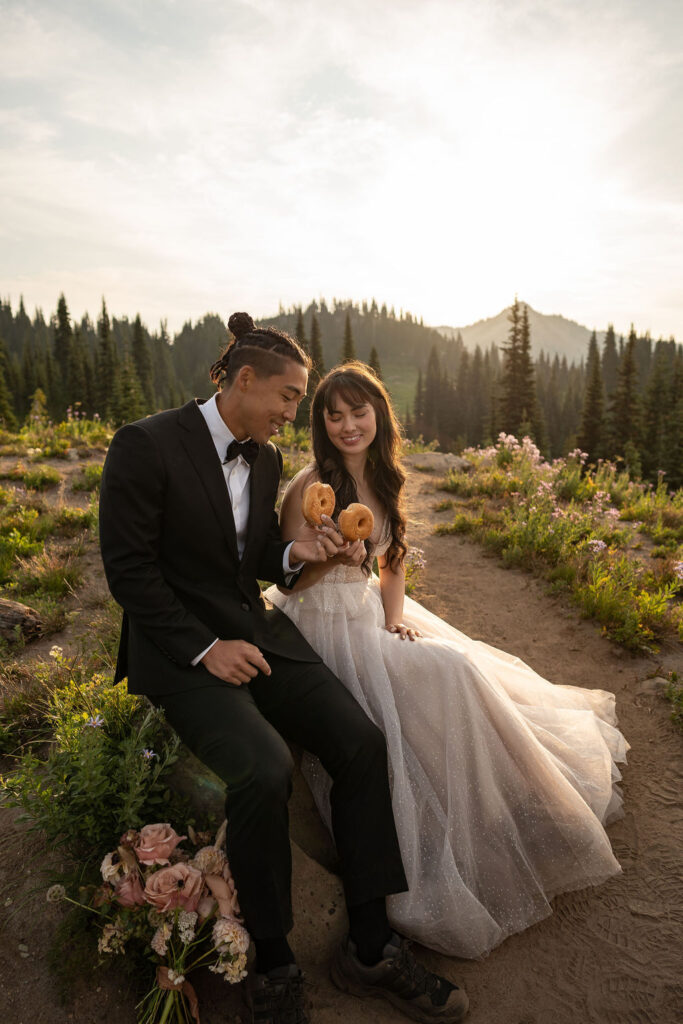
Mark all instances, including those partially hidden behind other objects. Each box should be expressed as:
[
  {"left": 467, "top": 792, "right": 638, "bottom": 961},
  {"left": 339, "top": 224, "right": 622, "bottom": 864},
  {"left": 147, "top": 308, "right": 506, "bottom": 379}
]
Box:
[{"left": 224, "top": 438, "right": 260, "bottom": 467}]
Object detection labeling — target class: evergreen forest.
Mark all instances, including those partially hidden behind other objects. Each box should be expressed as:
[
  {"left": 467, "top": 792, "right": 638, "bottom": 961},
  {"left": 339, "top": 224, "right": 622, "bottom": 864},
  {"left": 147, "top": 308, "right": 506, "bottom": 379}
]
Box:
[{"left": 0, "top": 293, "right": 681, "bottom": 487}]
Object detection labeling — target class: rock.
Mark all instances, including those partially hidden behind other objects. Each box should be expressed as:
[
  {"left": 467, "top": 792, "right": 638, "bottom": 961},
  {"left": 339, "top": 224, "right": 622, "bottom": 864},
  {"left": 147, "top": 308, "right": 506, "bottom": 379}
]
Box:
[
  {"left": 168, "top": 742, "right": 338, "bottom": 874},
  {"left": 65, "top": 448, "right": 80, "bottom": 462},
  {"left": 404, "top": 452, "right": 472, "bottom": 474},
  {"left": 0, "top": 598, "right": 42, "bottom": 642},
  {"left": 635, "top": 676, "right": 669, "bottom": 697}
]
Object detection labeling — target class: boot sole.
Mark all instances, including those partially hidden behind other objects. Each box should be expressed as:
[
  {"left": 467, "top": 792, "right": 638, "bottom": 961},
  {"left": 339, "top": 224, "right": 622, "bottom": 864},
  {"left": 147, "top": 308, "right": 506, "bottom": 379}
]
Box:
[{"left": 330, "top": 955, "right": 469, "bottom": 1023}]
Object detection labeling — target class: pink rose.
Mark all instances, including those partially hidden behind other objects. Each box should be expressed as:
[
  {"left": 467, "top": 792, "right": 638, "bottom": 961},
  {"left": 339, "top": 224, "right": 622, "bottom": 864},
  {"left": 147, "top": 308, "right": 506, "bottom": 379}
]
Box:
[
  {"left": 143, "top": 863, "right": 204, "bottom": 913},
  {"left": 115, "top": 871, "right": 146, "bottom": 908},
  {"left": 134, "top": 824, "right": 186, "bottom": 866}
]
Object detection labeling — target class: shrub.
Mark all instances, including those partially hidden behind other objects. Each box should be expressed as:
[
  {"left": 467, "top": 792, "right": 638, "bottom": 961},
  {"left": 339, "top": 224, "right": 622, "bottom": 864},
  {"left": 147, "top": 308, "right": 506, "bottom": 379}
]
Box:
[
  {"left": 23, "top": 466, "right": 63, "bottom": 490},
  {"left": 72, "top": 464, "right": 104, "bottom": 492},
  {"left": 1, "top": 654, "right": 181, "bottom": 859}
]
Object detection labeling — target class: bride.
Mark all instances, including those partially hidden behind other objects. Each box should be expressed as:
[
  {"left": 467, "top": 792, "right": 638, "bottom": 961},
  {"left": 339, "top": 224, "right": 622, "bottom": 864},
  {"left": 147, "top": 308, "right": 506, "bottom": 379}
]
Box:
[{"left": 266, "top": 361, "right": 629, "bottom": 959}]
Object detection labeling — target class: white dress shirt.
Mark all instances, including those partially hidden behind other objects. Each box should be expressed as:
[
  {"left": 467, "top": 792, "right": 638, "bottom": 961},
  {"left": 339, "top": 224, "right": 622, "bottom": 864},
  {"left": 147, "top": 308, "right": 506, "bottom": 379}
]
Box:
[{"left": 191, "top": 393, "right": 300, "bottom": 665}]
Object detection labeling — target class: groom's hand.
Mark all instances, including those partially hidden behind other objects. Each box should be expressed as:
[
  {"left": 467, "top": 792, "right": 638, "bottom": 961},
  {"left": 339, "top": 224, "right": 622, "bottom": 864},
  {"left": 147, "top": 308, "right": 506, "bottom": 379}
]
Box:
[
  {"left": 290, "top": 515, "right": 349, "bottom": 564},
  {"left": 201, "top": 639, "right": 271, "bottom": 685}
]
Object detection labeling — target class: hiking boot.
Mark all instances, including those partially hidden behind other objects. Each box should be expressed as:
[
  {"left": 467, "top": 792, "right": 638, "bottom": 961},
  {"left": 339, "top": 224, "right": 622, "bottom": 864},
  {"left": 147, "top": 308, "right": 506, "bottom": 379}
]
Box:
[
  {"left": 245, "top": 963, "right": 311, "bottom": 1024},
  {"left": 330, "top": 932, "right": 469, "bottom": 1022}
]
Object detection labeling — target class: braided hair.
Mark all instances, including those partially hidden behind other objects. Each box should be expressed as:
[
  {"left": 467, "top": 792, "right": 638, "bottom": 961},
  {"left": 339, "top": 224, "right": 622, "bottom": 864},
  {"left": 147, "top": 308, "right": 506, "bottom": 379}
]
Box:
[{"left": 210, "top": 312, "right": 311, "bottom": 388}]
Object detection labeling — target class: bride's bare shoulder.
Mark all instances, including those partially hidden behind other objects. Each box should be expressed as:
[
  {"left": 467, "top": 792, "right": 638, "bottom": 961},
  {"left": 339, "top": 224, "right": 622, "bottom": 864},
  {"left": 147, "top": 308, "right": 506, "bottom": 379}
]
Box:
[{"left": 282, "top": 464, "right": 320, "bottom": 508}]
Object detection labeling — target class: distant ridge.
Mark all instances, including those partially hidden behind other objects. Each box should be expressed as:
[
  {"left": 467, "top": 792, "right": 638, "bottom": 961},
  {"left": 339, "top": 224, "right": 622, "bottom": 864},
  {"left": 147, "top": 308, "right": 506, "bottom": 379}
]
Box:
[{"left": 436, "top": 305, "right": 607, "bottom": 362}]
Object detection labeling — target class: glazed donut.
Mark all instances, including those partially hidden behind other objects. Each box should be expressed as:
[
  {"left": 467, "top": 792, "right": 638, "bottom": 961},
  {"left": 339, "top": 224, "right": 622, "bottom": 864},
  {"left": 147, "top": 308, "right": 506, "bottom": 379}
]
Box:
[
  {"left": 302, "top": 482, "right": 336, "bottom": 526},
  {"left": 338, "top": 503, "right": 374, "bottom": 542}
]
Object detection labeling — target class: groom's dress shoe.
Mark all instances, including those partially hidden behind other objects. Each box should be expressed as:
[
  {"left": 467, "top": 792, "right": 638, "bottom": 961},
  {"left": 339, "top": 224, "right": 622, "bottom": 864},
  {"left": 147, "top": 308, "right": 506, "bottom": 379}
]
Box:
[
  {"left": 245, "top": 963, "right": 311, "bottom": 1024},
  {"left": 330, "top": 932, "right": 469, "bottom": 1022}
]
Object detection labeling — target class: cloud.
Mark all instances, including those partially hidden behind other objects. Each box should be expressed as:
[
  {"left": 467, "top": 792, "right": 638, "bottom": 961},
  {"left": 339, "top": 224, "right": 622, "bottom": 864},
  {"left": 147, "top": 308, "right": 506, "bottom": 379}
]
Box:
[{"left": 1, "top": 0, "right": 682, "bottom": 337}]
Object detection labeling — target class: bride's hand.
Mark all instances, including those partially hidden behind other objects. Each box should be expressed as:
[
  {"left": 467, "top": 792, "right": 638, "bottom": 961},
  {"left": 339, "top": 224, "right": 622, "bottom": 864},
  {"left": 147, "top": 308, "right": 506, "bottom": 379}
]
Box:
[
  {"left": 386, "top": 623, "right": 422, "bottom": 641},
  {"left": 290, "top": 517, "right": 349, "bottom": 564},
  {"left": 334, "top": 538, "right": 366, "bottom": 567}
]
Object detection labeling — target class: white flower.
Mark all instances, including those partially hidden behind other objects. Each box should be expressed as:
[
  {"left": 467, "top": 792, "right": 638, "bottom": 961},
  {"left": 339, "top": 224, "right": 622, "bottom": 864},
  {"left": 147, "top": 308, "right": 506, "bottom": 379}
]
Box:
[
  {"left": 167, "top": 969, "right": 185, "bottom": 986},
  {"left": 46, "top": 884, "right": 66, "bottom": 903},
  {"left": 178, "top": 910, "right": 198, "bottom": 944},
  {"left": 212, "top": 915, "right": 250, "bottom": 955},
  {"left": 100, "top": 851, "right": 127, "bottom": 884},
  {"left": 49, "top": 645, "right": 63, "bottom": 659}
]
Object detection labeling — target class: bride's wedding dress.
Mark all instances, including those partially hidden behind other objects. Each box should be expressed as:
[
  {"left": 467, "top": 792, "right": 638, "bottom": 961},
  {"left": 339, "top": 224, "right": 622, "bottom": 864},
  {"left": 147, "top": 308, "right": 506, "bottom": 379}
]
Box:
[{"left": 266, "top": 519, "right": 628, "bottom": 959}]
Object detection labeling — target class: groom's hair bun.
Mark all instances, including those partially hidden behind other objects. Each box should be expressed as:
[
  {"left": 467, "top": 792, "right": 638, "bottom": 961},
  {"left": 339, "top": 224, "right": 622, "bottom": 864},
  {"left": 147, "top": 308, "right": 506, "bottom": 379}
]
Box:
[
  {"left": 210, "top": 310, "right": 311, "bottom": 388},
  {"left": 228, "top": 312, "right": 256, "bottom": 341}
]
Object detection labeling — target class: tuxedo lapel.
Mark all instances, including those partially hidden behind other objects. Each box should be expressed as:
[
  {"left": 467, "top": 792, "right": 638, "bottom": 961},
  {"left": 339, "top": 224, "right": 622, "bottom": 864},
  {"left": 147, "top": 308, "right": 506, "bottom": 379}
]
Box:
[{"left": 177, "top": 400, "right": 240, "bottom": 564}]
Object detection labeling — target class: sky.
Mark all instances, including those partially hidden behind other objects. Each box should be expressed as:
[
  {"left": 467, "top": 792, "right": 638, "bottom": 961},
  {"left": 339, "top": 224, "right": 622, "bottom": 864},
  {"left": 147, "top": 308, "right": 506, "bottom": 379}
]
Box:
[{"left": 1, "top": 0, "right": 682, "bottom": 339}]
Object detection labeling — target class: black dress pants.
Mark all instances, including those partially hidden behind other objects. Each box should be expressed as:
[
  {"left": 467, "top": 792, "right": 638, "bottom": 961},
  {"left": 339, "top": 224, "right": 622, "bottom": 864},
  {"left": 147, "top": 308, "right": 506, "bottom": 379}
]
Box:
[{"left": 155, "top": 652, "right": 408, "bottom": 939}]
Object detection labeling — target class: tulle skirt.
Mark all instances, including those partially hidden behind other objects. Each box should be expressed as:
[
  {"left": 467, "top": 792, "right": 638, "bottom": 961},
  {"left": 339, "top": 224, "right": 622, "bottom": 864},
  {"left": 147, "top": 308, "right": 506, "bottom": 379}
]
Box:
[{"left": 266, "top": 572, "right": 628, "bottom": 958}]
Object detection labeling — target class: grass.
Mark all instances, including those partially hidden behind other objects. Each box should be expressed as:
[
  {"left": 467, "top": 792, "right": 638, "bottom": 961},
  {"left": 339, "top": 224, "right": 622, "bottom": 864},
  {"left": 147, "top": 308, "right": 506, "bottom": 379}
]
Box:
[
  {"left": 0, "top": 463, "right": 63, "bottom": 490},
  {"left": 72, "top": 464, "right": 104, "bottom": 492},
  {"left": 435, "top": 434, "right": 683, "bottom": 655}
]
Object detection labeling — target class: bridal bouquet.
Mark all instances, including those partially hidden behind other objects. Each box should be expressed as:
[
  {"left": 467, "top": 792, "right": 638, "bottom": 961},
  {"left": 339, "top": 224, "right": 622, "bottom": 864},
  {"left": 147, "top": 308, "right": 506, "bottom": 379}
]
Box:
[{"left": 56, "top": 820, "right": 250, "bottom": 1024}]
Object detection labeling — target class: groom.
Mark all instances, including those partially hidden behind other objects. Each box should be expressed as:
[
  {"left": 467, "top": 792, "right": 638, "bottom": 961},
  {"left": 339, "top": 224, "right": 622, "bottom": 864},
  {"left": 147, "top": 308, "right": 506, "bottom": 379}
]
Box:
[{"left": 99, "top": 313, "right": 468, "bottom": 1024}]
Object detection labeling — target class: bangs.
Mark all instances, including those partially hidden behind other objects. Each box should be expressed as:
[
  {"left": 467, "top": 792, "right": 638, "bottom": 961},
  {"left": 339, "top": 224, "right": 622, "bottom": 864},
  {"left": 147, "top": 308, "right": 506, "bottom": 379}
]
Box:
[{"left": 322, "top": 376, "right": 376, "bottom": 414}]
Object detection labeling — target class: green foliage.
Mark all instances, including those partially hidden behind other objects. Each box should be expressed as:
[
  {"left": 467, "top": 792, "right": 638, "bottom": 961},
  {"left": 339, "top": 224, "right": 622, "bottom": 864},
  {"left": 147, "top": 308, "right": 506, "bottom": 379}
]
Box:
[
  {"left": 435, "top": 433, "right": 683, "bottom": 652},
  {"left": 22, "top": 465, "right": 63, "bottom": 490},
  {"left": 72, "top": 463, "right": 104, "bottom": 492},
  {"left": 1, "top": 653, "right": 181, "bottom": 858},
  {"left": 15, "top": 545, "right": 84, "bottom": 596}
]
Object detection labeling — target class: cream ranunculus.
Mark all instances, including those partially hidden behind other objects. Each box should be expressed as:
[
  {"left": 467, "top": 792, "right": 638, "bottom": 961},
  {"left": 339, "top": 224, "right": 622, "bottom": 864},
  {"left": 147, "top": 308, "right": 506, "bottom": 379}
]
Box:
[
  {"left": 143, "top": 863, "right": 204, "bottom": 913},
  {"left": 134, "top": 823, "right": 186, "bottom": 865}
]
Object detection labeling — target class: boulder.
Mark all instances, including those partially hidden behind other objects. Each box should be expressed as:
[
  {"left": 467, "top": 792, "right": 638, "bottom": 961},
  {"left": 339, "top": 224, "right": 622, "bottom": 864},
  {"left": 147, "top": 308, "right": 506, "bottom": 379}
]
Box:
[{"left": 404, "top": 452, "right": 472, "bottom": 474}]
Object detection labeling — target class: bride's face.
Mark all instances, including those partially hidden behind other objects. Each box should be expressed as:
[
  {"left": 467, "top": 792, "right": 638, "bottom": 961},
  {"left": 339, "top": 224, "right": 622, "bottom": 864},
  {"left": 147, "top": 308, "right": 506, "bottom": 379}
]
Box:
[{"left": 323, "top": 392, "right": 377, "bottom": 457}]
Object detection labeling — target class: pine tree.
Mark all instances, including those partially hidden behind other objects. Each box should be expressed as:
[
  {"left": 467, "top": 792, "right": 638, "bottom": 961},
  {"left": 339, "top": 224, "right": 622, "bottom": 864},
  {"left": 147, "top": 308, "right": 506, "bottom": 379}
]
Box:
[
  {"left": 0, "top": 339, "right": 17, "bottom": 430},
  {"left": 608, "top": 332, "right": 642, "bottom": 474},
  {"left": 500, "top": 297, "right": 522, "bottom": 435},
  {"left": 413, "top": 369, "right": 425, "bottom": 436},
  {"left": 368, "top": 346, "right": 382, "bottom": 379},
  {"left": 602, "top": 324, "right": 619, "bottom": 397},
  {"left": 113, "top": 357, "right": 146, "bottom": 426},
  {"left": 53, "top": 293, "right": 73, "bottom": 413},
  {"left": 641, "top": 342, "right": 670, "bottom": 479},
  {"left": 423, "top": 346, "right": 441, "bottom": 440},
  {"left": 294, "top": 308, "right": 307, "bottom": 353},
  {"left": 661, "top": 350, "right": 683, "bottom": 488},
  {"left": 132, "top": 314, "right": 155, "bottom": 410},
  {"left": 309, "top": 313, "right": 325, "bottom": 380},
  {"left": 95, "top": 299, "right": 119, "bottom": 420},
  {"left": 66, "top": 326, "right": 89, "bottom": 414},
  {"left": 341, "top": 312, "right": 356, "bottom": 363},
  {"left": 577, "top": 331, "right": 604, "bottom": 463}
]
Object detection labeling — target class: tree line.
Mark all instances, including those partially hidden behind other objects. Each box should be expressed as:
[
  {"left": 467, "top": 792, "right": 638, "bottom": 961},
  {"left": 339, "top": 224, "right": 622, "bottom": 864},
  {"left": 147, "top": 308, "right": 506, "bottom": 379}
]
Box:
[
  {"left": 0, "top": 292, "right": 680, "bottom": 486},
  {"left": 407, "top": 298, "right": 682, "bottom": 487}
]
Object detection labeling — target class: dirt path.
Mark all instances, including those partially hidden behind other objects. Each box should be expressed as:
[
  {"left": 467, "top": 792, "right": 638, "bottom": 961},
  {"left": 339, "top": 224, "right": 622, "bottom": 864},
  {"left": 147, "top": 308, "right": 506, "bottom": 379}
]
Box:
[{"left": 1, "top": 465, "right": 682, "bottom": 1024}]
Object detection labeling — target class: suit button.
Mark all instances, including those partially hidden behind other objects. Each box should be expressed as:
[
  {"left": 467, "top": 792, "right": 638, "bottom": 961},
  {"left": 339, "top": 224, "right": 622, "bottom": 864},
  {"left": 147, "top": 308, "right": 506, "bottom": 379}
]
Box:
[{"left": 241, "top": 602, "right": 250, "bottom": 611}]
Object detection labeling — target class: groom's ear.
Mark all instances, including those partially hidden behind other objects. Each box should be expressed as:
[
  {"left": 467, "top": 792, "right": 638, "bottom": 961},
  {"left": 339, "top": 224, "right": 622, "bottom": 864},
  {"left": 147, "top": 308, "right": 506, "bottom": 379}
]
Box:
[{"left": 236, "top": 365, "right": 254, "bottom": 391}]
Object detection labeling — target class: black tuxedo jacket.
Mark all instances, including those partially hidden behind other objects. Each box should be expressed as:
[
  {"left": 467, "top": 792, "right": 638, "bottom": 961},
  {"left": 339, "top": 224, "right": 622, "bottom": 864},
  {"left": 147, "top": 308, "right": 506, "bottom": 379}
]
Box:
[{"left": 99, "top": 399, "right": 319, "bottom": 696}]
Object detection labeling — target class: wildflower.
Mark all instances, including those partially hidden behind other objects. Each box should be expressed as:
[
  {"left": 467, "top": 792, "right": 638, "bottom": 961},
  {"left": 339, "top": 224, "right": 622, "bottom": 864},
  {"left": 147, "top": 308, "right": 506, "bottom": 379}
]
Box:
[
  {"left": 49, "top": 645, "right": 63, "bottom": 659},
  {"left": 587, "top": 539, "right": 607, "bottom": 553},
  {"left": 151, "top": 921, "right": 173, "bottom": 957},
  {"left": 178, "top": 910, "right": 198, "bottom": 944},
  {"left": 141, "top": 748, "right": 158, "bottom": 762},
  {"left": 673, "top": 561, "right": 683, "bottom": 582},
  {"left": 85, "top": 714, "right": 105, "bottom": 728},
  {"left": 167, "top": 969, "right": 186, "bottom": 986},
  {"left": 46, "top": 884, "right": 66, "bottom": 903},
  {"left": 98, "top": 921, "right": 126, "bottom": 955}
]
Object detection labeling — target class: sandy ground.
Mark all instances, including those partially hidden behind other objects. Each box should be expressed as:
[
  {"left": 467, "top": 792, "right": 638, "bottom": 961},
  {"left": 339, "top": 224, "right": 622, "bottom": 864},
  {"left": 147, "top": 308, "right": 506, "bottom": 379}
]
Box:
[{"left": 1, "top": 462, "right": 682, "bottom": 1023}]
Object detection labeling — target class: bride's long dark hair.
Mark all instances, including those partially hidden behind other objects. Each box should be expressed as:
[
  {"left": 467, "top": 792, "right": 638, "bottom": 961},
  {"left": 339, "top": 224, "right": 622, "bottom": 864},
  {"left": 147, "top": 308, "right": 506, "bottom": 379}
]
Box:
[{"left": 310, "top": 361, "right": 407, "bottom": 574}]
